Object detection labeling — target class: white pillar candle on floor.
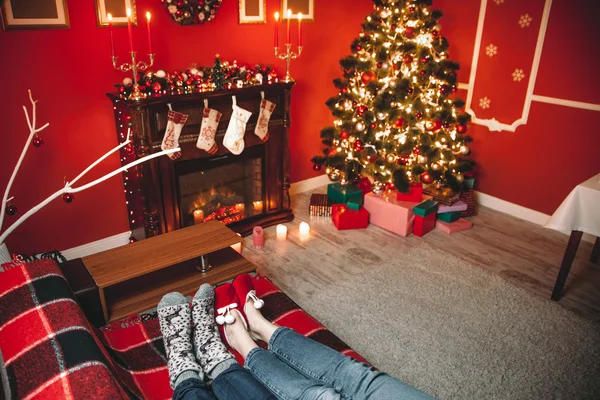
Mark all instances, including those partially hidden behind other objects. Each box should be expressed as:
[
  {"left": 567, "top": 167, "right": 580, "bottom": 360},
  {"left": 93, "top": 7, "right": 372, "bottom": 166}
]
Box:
[
  {"left": 276, "top": 224, "right": 287, "bottom": 241},
  {"left": 299, "top": 222, "right": 310, "bottom": 240}
]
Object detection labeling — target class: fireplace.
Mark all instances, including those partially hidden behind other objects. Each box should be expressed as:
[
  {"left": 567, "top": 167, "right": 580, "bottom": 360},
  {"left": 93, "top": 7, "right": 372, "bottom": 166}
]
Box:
[{"left": 107, "top": 83, "right": 294, "bottom": 240}]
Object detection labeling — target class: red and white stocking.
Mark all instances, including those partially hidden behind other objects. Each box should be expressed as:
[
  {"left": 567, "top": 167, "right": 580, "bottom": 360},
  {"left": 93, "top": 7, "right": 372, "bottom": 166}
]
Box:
[
  {"left": 197, "top": 100, "right": 222, "bottom": 154},
  {"left": 223, "top": 96, "right": 252, "bottom": 155},
  {"left": 255, "top": 94, "right": 275, "bottom": 141},
  {"left": 161, "top": 105, "right": 188, "bottom": 160}
]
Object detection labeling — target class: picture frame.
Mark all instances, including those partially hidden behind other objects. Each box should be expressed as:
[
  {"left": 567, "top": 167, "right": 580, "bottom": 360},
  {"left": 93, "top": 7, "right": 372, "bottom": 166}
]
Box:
[
  {"left": 96, "top": 0, "right": 137, "bottom": 27},
  {"left": 1, "top": 0, "right": 69, "bottom": 30},
  {"left": 281, "top": 0, "right": 314, "bottom": 21},
  {"left": 239, "top": 0, "right": 266, "bottom": 24}
]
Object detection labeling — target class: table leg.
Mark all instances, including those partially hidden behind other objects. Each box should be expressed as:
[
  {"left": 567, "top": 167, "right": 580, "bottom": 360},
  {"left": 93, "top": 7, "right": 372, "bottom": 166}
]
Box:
[
  {"left": 551, "top": 230, "right": 583, "bottom": 301},
  {"left": 591, "top": 237, "right": 600, "bottom": 264}
]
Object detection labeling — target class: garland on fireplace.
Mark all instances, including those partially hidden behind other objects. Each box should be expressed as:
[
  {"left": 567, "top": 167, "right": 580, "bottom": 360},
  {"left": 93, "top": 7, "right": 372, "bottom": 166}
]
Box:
[
  {"left": 162, "top": 0, "right": 223, "bottom": 25},
  {"left": 116, "top": 56, "right": 279, "bottom": 100}
]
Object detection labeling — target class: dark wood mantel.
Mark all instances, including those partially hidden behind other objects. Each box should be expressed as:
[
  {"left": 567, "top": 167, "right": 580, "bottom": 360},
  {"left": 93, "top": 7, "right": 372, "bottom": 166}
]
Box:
[{"left": 107, "top": 82, "right": 295, "bottom": 240}]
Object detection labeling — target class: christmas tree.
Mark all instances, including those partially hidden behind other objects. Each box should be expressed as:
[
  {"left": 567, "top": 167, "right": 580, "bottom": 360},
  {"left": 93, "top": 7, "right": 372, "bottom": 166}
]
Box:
[
  {"left": 212, "top": 54, "right": 226, "bottom": 90},
  {"left": 311, "top": 0, "right": 475, "bottom": 194}
]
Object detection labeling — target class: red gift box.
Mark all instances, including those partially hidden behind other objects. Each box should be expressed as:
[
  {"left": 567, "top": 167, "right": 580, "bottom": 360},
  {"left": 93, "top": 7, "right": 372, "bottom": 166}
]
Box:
[
  {"left": 414, "top": 213, "right": 436, "bottom": 237},
  {"left": 396, "top": 182, "right": 423, "bottom": 202},
  {"left": 331, "top": 204, "right": 369, "bottom": 230},
  {"left": 357, "top": 177, "right": 373, "bottom": 195}
]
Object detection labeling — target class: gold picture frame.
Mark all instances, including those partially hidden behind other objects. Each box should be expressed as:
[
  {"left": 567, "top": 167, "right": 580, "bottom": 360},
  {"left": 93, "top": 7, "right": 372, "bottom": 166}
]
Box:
[
  {"left": 281, "top": 0, "right": 314, "bottom": 21},
  {"left": 1, "top": 0, "right": 69, "bottom": 30},
  {"left": 96, "top": 0, "right": 137, "bottom": 27},
  {"left": 239, "top": 0, "right": 266, "bottom": 24}
]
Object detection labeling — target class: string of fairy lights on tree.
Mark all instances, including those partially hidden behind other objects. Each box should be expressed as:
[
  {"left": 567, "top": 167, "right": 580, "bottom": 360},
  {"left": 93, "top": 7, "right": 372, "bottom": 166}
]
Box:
[{"left": 311, "top": 0, "right": 475, "bottom": 194}]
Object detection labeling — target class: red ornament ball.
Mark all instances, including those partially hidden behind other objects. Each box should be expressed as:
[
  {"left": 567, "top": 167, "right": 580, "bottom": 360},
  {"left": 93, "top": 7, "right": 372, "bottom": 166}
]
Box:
[
  {"left": 391, "top": 24, "right": 397, "bottom": 30},
  {"left": 370, "top": 123, "right": 377, "bottom": 129},
  {"left": 451, "top": 86, "right": 458, "bottom": 93},
  {"left": 407, "top": 87, "right": 414, "bottom": 94},
  {"left": 340, "top": 130, "right": 349, "bottom": 140},
  {"left": 420, "top": 70, "right": 426, "bottom": 76},
  {"left": 32, "top": 137, "right": 44, "bottom": 148},
  {"left": 405, "top": 27, "right": 415, "bottom": 38},
  {"left": 415, "top": 111, "right": 423, "bottom": 119},
  {"left": 409, "top": 5, "right": 416, "bottom": 12},
  {"left": 312, "top": 163, "right": 322, "bottom": 172},
  {"left": 394, "top": 118, "right": 405, "bottom": 128},
  {"left": 432, "top": 30, "right": 439, "bottom": 37},
  {"left": 328, "top": 148, "right": 337, "bottom": 156},
  {"left": 354, "top": 140, "right": 364, "bottom": 151},
  {"left": 421, "top": 57, "right": 429, "bottom": 64},
  {"left": 356, "top": 105, "right": 368, "bottom": 116},
  {"left": 420, "top": 172, "right": 433, "bottom": 184},
  {"left": 361, "top": 71, "right": 377, "bottom": 85},
  {"left": 63, "top": 193, "right": 75, "bottom": 203},
  {"left": 403, "top": 55, "right": 413, "bottom": 64},
  {"left": 153, "top": 82, "right": 162, "bottom": 92},
  {"left": 457, "top": 124, "right": 468, "bottom": 134},
  {"left": 125, "top": 145, "right": 136, "bottom": 156},
  {"left": 377, "top": 62, "right": 382, "bottom": 68},
  {"left": 440, "top": 85, "right": 449, "bottom": 94},
  {"left": 433, "top": 120, "right": 443, "bottom": 131},
  {"left": 5, "top": 204, "right": 16, "bottom": 216}
]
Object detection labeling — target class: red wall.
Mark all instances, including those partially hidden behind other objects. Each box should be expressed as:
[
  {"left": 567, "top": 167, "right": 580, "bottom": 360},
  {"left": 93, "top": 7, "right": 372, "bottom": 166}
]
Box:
[{"left": 0, "top": 0, "right": 598, "bottom": 255}]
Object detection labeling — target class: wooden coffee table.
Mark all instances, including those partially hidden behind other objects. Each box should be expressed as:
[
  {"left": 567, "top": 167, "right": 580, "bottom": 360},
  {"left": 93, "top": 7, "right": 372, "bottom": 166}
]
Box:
[{"left": 82, "top": 221, "right": 255, "bottom": 323}]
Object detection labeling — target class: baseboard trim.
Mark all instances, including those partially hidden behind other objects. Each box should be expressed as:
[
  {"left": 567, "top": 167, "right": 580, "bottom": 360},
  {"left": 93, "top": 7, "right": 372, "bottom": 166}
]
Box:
[
  {"left": 474, "top": 191, "right": 550, "bottom": 226},
  {"left": 61, "top": 231, "right": 130, "bottom": 260},
  {"left": 289, "top": 174, "right": 329, "bottom": 196}
]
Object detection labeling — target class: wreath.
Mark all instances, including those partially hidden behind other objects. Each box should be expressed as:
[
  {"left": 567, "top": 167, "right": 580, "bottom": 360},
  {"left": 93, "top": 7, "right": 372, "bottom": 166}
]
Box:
[{"left": 162, "top": 0, "right": 223, "bottom": 25}]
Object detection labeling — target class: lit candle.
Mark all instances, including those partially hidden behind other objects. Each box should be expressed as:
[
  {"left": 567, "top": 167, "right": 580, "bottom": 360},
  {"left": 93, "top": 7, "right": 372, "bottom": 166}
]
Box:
[
  {"left": 107, "top": 13, "right": 115, "bottom": 58},
  {"left": 231, "top": 233, "right": 243, "bottom": 254},
  {"left": 193, "top": 209, "right": 205, "bottom": 224},
  {"left": 286, "top": 9, "right": 291, "bottom": 45},
  {"left": 298, "top": 13, "right": 302, "bottom": 47},
  {"left": 253, "top": 226, "right": 264, "bottom": 248},
  {"left": 126, "top": 8, "right": 134, "bottom": 53},
  {"left": 146, "top": 12, "right": 152, "bottom": 54},
  {"left": 274, "top": 12, "right": 279, "bottom": 48},
  {"left": 276, "top": 224, "right": 287, "bottom": 241},
  {"left": 253, "top": 201, "right": 263, "bottom": 212},
  {"left": 235, "top": 203, "right": 245, "bottom": 214},
  {"left": 299, "top": 221, "right": 310, "bottom": 240}
]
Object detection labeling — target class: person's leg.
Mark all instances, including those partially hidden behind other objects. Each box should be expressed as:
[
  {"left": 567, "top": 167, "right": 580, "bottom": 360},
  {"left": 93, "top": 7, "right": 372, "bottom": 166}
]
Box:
[
  {"left": 245, "top": 297, "right": 433, "bottom": 400},
  {"left": 211, "top": 364, "right": 277, "bottom": 400},
  {"left": 157, "top": 293, "right": 213, "bottom": 400}
]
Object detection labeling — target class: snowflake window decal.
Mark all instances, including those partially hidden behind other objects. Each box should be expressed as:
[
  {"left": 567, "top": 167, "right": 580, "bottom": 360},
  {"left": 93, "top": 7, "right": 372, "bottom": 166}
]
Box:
[
  {"left": 479, "top": 97, "right": 491, "bottom": 109},
  {"left": 512, "top": 69, "right": 525, "bottom": 82},
  {"left": 519, "top": 14, "right": 533, "bottom": 28},
  {"left": 486, "top": 44, "right": 498, "bottom": 57}
]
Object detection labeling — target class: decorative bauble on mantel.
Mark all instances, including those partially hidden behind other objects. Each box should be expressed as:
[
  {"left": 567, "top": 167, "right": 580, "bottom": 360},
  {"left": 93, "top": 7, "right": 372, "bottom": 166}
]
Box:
[{"left": 162, "top": 0, "right": 223, "bottom": 25}]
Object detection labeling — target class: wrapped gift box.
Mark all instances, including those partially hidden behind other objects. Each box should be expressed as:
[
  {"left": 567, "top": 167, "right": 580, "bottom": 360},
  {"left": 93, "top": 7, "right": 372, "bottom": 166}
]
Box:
[
  {"left": 331, "top": 204, "right": 369, "bottom": 230},
  {"left": 396, "top": 182, "right": 423, "bottom": 202},
  {"left": 348, "top": 199, "right": 363, "bottom": 210},
  {"left": 327, "top": 183, "right": 364, "bottom": 205},
  {"left": 413, "top": 199, "right": 438, "bottom": 217},
  {"left": 363, "top": 191, "right": 420, "bottom": 236},
  {"left": 309, "top": 194, "right": 333, "bottom": 217},
  {"left": 414, "top": 213, "right": 436, "bottom": 237},
  {"left": 438, "top": 211, "right": 461, "bottom": 223},
  {"left": 436, "top": 218, "right": 473, "bottom": 234},
  {"left": 459, "top": 190, "right": 478, "bottom": 217},
  {"left": 438, "top": 201, "right": 468, "bottom": 214},
  {"left": 357, "top": 177, "right": 373, "bottom": 195}
]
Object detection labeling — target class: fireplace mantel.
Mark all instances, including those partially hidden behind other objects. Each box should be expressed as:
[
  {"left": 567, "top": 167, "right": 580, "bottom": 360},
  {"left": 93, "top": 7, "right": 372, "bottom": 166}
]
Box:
[{"left": 107, "top": 83, "right": 294, "bottom": 240}]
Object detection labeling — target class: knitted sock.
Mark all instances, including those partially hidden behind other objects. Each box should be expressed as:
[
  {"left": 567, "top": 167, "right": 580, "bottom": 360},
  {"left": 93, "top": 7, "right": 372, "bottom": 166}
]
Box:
[
  {"left": 158, "top": 292, "right": 203, "bottom": 389},
  {"left": 192, "top": 284, "right": 237, "bottom": 379}
]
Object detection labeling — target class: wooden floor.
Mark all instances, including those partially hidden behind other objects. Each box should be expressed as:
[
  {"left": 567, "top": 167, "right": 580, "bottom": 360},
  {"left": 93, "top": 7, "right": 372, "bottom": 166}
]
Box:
[{"left": 241, "top": 188, "right": 600, "bottom": 322}]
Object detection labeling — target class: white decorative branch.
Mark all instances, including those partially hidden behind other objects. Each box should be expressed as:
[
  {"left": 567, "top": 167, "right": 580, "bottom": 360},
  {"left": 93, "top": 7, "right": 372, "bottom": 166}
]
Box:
[{"left": 0, "top": 90, "right": 50, "bottom": 233}]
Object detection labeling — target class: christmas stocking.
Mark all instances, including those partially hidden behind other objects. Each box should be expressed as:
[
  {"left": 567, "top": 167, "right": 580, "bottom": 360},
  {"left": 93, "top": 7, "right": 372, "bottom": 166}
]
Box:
[
  {"left": 161, "top": 106, "right": 188, "bottom": 160},
  {"left": 223, "top": 96, "right": 252, "bottom": 155},
  {"left": 254, "top": 97, "right": 276, "bottom": 141},
  {"left": 197, "top": 102, "right": 222, "bottom": 154}
]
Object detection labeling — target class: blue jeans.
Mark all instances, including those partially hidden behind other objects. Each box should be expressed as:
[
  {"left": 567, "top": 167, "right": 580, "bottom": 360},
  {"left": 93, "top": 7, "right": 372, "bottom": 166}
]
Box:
[
  {"left": 173, "top": 364, "right": 276, "bottom": 400},
  {"left": 245, "top": 327, "right": 433, "bottom": 400}
]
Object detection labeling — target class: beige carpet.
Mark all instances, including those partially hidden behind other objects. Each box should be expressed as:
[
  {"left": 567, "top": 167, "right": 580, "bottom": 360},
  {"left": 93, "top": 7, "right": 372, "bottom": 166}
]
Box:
[{"left": 294, "top": 244, "right": 600, "bottom": 400}]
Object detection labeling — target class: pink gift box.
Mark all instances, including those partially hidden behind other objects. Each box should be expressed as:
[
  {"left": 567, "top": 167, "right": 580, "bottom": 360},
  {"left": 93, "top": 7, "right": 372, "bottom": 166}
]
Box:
[
  {"left": 436, "top": 218, "right": 473, "bottom": 234},
  {"left": 438, "top": 201, "right": 468, "bottom": 214},
  {"left": 363, "top": 191, "right": 421, "bottom": 236}
]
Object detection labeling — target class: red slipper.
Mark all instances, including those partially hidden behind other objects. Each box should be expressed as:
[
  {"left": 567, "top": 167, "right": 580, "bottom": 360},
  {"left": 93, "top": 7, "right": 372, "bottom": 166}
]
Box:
[
  {"left": 214, "top": 283, "right": 247, "bottom": 347},
  {"left": 232, "top": 274, "right": 265, "bottom": 313}
]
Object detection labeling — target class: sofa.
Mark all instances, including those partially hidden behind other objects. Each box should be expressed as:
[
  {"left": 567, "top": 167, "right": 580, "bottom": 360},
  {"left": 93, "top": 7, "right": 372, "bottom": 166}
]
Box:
[{"left": 0, "top": 258, "right": 366, "bottom": 399}]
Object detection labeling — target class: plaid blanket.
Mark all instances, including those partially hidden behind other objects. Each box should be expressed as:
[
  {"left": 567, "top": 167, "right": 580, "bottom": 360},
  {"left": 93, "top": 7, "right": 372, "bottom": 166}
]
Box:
[
  {"left": 0, "top": 259, "right": 129, "bottom": 399},
  {"left": 1, "top": 259, "right": 367, "bottom": 400}
]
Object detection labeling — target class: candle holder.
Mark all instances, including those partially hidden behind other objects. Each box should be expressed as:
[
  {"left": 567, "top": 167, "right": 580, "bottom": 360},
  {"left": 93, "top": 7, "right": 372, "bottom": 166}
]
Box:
[
  {"left": 274, "top": 44, "right": 303, "bottom": 83},
  {"left": 112, "top": 52, "right": 155, "bottom": 101}
]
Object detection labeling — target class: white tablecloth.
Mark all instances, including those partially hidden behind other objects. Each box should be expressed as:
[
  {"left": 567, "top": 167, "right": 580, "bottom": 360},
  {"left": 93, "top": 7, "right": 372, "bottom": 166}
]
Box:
[{"left": 545, "top": 173, "right": 600, "bottom": 237}]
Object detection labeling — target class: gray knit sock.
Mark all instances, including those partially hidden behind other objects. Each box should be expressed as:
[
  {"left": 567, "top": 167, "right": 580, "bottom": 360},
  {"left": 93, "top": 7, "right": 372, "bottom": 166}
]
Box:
[
  {"left": 192, "top": 284, "right": 236, "bottom": 378},
  {"left": 158, "top": 292, "right": 204, "bottom": 389}
]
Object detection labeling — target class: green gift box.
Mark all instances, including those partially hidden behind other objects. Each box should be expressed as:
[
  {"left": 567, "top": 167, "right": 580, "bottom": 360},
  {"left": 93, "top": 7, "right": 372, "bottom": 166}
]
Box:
[
  {"left": 437, "top": 211, "right": 461, "bottom": 223},
  {"left": 413, "top": 199, "right": 438, "bottom": 217},
  {"left": 347, "top": 198, "right": 363, "bottom": 210},
  {"left": 327, "top": 183, "right": 363, "bottom": 205}
]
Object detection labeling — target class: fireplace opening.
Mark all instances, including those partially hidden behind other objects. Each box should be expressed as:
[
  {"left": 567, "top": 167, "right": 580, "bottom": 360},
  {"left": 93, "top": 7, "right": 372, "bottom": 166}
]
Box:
[{"left": 175, "top": 145, "right": 265, "bottom": 228}]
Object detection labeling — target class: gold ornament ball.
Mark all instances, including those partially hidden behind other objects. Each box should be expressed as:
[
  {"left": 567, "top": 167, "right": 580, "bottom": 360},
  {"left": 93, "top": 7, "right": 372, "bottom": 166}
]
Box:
[
  {"left": 325, "top": 167, "right": 332, "bottom": 174},
  {"left": 356, "top": 122, "right": 366, "bottom": 131},
  {"left": 460, "top": 145, "right": 469, "bottom": 155},
  {"left": 372, "top": 181, "right": 385, "bottom": 196},
  {"left": 386, "top": 154, "right": 397, "bottom": 163},
  {"left": 418, "top": 155, "right": 428, "bottom": 164},
  {"left": 431, "top": 162, "right": 441, "bottom": 171},
  {"left": 329, "top": 170, "right": 341, "bottom": 182},
  {"left": 349, "top": 136, "right": 356, "bottom": 143},
  {"left": 455, "top": 174, "right": 464, "bottom": 183}
]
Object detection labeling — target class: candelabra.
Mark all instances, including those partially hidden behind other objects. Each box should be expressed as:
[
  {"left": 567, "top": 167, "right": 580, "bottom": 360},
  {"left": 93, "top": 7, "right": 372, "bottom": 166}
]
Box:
[
  {"left": 274, "top": 44, "right": 303, "bottom": 83},
  {"left": 112, "top": 52, "right": 155, "bottom": 101}
]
